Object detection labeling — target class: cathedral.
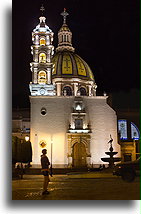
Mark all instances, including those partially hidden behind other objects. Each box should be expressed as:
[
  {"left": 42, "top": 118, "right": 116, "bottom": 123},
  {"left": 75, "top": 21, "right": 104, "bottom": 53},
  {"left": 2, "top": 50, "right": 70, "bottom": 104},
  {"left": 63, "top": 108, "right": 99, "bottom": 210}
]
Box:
[{"left": 29, "top": 8, "right": 121, "bottom": 167}]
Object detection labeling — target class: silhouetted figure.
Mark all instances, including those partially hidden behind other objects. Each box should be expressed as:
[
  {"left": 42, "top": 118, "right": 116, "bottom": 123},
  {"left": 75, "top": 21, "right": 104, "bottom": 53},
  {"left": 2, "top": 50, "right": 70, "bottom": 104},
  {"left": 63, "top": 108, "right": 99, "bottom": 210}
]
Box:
[{"left": 41, "top": 149, "right": 50, "bottom": 195}]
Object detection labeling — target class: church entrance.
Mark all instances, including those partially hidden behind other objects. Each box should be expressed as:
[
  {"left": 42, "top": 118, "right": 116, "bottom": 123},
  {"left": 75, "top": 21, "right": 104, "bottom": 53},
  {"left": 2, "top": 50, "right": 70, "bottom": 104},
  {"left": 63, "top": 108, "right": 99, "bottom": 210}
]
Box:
[{"left": 72, "top": 142, "right": 87, "bottom": 167}]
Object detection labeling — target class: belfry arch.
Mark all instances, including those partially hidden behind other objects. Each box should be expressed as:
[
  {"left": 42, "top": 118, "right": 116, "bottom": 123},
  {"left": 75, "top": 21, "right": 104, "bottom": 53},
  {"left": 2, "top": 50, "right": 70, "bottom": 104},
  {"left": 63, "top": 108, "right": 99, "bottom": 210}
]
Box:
[
  {"left": 38, "top": 70, "right": 47, "bottom": 84},
  {"left": 39, "top": 52, "right": 46, "bottom": 63}
]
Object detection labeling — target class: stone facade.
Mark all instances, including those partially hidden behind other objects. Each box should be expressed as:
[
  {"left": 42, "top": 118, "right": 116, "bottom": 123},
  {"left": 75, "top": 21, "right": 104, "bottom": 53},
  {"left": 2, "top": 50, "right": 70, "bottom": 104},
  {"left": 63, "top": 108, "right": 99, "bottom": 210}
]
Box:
[
  {"left": 30, "top": 96, "right": 120, "bottom": 167},
  {"left": 29, "top": 9, "right": 121, "bottom": 168}
]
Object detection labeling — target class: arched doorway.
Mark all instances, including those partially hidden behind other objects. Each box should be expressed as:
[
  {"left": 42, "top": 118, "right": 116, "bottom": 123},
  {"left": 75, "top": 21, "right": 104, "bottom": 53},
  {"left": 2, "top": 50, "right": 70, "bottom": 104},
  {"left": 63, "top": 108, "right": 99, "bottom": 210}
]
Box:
[{"left": 72, "top": 142, "right": 87, "bottom": 167}]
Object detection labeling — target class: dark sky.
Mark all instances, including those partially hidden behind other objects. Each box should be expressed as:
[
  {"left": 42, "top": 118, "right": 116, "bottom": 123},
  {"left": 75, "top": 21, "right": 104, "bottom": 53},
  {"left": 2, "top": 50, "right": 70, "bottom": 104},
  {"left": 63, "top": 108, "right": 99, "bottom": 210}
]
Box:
[{"left": 12, "top": 0, "right": 139, "bottom": 108}]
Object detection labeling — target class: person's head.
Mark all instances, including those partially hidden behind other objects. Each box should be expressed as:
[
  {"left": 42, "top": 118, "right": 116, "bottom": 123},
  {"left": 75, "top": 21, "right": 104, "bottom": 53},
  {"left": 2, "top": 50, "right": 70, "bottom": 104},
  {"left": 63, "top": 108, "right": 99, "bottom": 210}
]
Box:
[{"left": 42, "top": 149, "right": 47, "bottom": 155}]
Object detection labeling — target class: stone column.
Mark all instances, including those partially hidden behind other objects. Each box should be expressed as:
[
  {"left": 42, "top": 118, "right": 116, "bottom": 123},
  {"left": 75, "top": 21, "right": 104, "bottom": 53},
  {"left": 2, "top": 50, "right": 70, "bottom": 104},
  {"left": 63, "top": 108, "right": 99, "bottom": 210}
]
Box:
[
  {"left": 56, "top": 83, "right": 61, "bottom": 96},
  {"left": 88, "top": 85, "right": 92, "bottom": 96},
  {"left": 68, "top": 156, "right": 73, "bottom": 168},
  {"left": 73, "top": 83, "right": 78, "bottom": 96},
  {"left": 47, "top": 68, "right": 51, "bottom": 84},
  {"left": 34, "top": 49, "right": 38, "bottom": 62},
  {"left": 33, "top": 68, "right": 38, "bottom": 84}
]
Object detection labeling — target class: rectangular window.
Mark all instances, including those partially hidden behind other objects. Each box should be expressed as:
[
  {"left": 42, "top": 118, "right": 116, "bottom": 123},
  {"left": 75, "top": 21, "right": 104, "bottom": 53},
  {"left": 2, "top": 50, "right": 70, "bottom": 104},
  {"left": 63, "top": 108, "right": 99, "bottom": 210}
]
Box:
[
  {"left": 75, "top": 119, "right": 83, "bottom": 129},
  {"left": 124, "top": 153, "right": 132, "bottom": 162},
  {"left": 40, "top": 38, "right": 45, "bottom": 46}
]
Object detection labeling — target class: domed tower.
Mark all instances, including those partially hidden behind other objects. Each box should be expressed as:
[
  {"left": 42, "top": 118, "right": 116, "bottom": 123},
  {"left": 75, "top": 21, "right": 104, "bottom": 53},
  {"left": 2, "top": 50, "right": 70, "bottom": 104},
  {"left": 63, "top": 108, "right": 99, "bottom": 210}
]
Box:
[
  {"left": 52, "top": 9, "right": 97, "bottom": 96},
  {"left": 29, "top": 5, "right": 55, "bottom": 96}
]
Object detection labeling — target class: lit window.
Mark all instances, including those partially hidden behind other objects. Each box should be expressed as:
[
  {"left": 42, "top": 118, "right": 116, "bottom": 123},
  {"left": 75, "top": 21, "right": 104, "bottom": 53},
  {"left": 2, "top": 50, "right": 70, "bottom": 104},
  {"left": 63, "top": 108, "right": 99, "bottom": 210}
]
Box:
[
  {"left": 40, "top": 38, "right": 46, "bottom": 46},
  {"left": 38, "top": 71, "right": 47, "bottom": 84},
  {"left": 118, "top": 120, "right": 127, "bottom": 140},
  {"left": 131, "top": 122, "right": 140, "bottom": 140},
  {"left": 39, "top": 53, "right": 46, "bottom": 63},
  {"left": 75, "top": 103, "right": 82, "bottom": 111}
]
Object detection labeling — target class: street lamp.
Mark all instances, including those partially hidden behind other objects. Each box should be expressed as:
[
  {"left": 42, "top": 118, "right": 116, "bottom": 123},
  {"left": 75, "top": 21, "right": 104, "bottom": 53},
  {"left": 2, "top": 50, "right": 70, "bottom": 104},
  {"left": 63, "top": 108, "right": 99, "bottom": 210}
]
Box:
[
  {"left": 20, "top": 139, "right": 24, "bottom": 179},
  {"left": 24, "top": 135, "right": 31, "bottom": 168},
  {"left": 25, "top": 136, "right": 29, "bottom": 142}
]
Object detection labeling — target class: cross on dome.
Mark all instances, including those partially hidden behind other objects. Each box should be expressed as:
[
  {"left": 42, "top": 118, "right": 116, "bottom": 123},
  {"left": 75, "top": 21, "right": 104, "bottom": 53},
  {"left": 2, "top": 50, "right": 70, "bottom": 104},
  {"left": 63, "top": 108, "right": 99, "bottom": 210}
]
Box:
[{"left": 61, "top": 8, "right": 69, "bottom": 24}]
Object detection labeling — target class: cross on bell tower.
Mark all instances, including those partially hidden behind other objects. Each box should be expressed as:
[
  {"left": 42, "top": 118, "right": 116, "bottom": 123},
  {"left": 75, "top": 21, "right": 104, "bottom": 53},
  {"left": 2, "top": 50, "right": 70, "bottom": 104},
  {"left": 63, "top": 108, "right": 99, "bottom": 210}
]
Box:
[{"left": 40, "top": 4, "right": 45, "bottom": 16}]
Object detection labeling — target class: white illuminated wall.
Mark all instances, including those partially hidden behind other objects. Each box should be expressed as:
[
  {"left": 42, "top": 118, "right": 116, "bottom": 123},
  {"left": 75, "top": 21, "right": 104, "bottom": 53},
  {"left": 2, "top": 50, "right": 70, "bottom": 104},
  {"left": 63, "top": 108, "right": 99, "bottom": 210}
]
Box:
[
  {"left": 30, "top": 96, "right": 121, "bottom": 166},
  {"left": 30, "top": 96, "right": 73, "bottom": 166},
  {"left": 84, "top": 96, "right": 121, "bottom": 165}
]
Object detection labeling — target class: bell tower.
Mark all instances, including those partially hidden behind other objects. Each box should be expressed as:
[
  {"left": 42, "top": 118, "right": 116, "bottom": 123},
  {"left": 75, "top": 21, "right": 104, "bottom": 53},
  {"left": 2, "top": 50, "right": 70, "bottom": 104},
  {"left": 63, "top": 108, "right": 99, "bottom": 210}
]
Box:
[{"left": 29, "top": 5, "right": 55, "bottom": 96}]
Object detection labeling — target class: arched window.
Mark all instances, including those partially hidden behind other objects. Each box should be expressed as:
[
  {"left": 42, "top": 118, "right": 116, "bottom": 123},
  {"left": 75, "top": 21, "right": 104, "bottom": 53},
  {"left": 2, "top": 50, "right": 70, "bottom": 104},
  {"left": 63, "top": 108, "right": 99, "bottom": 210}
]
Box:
[
  {"left": 39, "top": 53, "right": 46, "bottom": 63},
  {"left": 80, "top": 87, "right": 87, "bottom": 96},
  {"left": 63, "top": 86, "right": 72, "bottom": 96},
  {"left": 131, "top": 122, "right": 140, "bottom": 140},
  {"left": 40, "top": 38, "right": 46, "bottom": 46},
  {"left": 38, "top": 71, "right": 47, "bottom": 84}
]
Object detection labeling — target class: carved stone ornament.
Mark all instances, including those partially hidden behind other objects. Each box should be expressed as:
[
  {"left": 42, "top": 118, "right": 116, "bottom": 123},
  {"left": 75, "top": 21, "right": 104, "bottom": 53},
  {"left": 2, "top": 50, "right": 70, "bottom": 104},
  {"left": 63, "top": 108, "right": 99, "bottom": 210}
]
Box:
[{"left": 39, "top": 140, "right": 47, "bottom": 148}]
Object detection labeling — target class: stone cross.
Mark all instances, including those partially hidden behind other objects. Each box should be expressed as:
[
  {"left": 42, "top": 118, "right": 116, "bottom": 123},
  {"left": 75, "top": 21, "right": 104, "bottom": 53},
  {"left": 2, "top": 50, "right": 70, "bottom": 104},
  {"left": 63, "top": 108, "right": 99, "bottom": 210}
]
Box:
[
  {"left": 61, "top": 8, "right": 69, "bottom": 24},
  {"left": 40, "top": 4, "right": 45, "bottom": 16}
]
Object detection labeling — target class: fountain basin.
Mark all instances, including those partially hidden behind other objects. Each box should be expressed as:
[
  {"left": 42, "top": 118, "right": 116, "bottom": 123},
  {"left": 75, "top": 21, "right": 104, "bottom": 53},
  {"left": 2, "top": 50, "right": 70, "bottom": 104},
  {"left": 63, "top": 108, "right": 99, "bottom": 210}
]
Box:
[
  {"left": 101, "top": 157, "right": 121, "bottom": 162},
  {"left": 105, "top": 152, "right": 118, "bottom": 156}
]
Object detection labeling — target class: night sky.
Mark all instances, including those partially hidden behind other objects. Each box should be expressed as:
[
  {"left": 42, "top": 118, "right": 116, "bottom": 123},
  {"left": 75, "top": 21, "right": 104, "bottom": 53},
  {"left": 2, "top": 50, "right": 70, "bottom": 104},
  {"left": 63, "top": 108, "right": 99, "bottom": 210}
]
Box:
[{"left": 12, "top": 0, "right": 139, "bottom": 108}]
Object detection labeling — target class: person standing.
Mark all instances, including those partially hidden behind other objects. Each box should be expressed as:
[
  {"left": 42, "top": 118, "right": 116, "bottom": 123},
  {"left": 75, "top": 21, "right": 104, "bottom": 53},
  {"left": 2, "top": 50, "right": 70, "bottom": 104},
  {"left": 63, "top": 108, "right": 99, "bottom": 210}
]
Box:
[{"left": 41, "top": 149, "right": 50, "bottom": 195}]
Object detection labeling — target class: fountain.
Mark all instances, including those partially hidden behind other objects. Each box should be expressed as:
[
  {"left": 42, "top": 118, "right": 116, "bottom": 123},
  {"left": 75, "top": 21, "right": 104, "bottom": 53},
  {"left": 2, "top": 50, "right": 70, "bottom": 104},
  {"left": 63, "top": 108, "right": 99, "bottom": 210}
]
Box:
[{"left": 101, "top": 135, "right": 121, "bottom": 168}]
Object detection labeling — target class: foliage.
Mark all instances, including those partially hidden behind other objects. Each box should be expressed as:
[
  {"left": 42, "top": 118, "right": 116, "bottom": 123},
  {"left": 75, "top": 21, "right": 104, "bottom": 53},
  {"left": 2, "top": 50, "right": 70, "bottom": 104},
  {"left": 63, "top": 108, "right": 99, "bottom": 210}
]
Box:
[{"left": 12, "top": 136, "right": 32, "bottom": 164}]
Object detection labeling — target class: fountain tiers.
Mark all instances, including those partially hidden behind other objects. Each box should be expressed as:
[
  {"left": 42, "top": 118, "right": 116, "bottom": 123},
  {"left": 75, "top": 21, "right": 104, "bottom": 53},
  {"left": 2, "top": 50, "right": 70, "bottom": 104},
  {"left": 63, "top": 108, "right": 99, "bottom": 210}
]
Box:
[{"left": 101, "top": 145, "right": 121, "bottom": 168}]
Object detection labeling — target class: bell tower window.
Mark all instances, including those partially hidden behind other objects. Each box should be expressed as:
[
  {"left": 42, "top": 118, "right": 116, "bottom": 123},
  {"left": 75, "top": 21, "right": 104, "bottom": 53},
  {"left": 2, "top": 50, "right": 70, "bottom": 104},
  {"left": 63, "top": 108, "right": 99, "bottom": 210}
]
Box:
[
  {"left": 40, "top": 38, "right": 46, "bottom": 46},
  {"left": 39, "top": 53, "right": 46, "bottom": 63},
  {"left": 38, "top": 71, "right": 47, "bottom": 84}
]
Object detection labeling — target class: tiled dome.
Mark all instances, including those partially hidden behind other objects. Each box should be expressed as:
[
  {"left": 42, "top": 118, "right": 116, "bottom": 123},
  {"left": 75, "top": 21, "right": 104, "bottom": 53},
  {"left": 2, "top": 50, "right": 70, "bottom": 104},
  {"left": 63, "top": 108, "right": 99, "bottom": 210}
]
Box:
[{"left": 52, "top": 51, "right": 95, "bottom": 81}]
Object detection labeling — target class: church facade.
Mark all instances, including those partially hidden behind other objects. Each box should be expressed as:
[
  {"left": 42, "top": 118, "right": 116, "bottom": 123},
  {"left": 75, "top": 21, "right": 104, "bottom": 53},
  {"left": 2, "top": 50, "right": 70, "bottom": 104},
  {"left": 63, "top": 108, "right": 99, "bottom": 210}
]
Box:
[{"left": 29, "top": 8, "right": 121, "bottom": 167}]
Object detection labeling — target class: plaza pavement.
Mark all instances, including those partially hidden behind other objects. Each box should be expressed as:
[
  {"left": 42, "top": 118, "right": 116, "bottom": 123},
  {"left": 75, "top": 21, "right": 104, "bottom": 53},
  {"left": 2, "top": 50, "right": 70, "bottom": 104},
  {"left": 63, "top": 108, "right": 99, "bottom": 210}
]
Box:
[{"left": 12, "top": 171, "right": 140, "bottom": 200}]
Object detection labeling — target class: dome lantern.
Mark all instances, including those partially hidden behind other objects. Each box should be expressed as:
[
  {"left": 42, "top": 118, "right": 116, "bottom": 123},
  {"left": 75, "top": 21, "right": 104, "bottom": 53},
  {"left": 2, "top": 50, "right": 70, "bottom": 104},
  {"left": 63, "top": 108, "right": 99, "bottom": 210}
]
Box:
[{"left": 56, "top": 8, "right": 75, "bottom": 52}]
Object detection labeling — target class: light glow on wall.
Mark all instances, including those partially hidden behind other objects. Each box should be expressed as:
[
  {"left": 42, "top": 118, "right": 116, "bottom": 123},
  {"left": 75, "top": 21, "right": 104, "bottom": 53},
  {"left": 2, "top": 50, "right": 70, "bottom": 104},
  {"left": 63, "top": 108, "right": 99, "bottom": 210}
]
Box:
[
  {"left": 76, "top": 104, "right": 81, "bottom": 111},
  {"left": 69, "top": 129, "right": 89, "bottom": 133}
]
